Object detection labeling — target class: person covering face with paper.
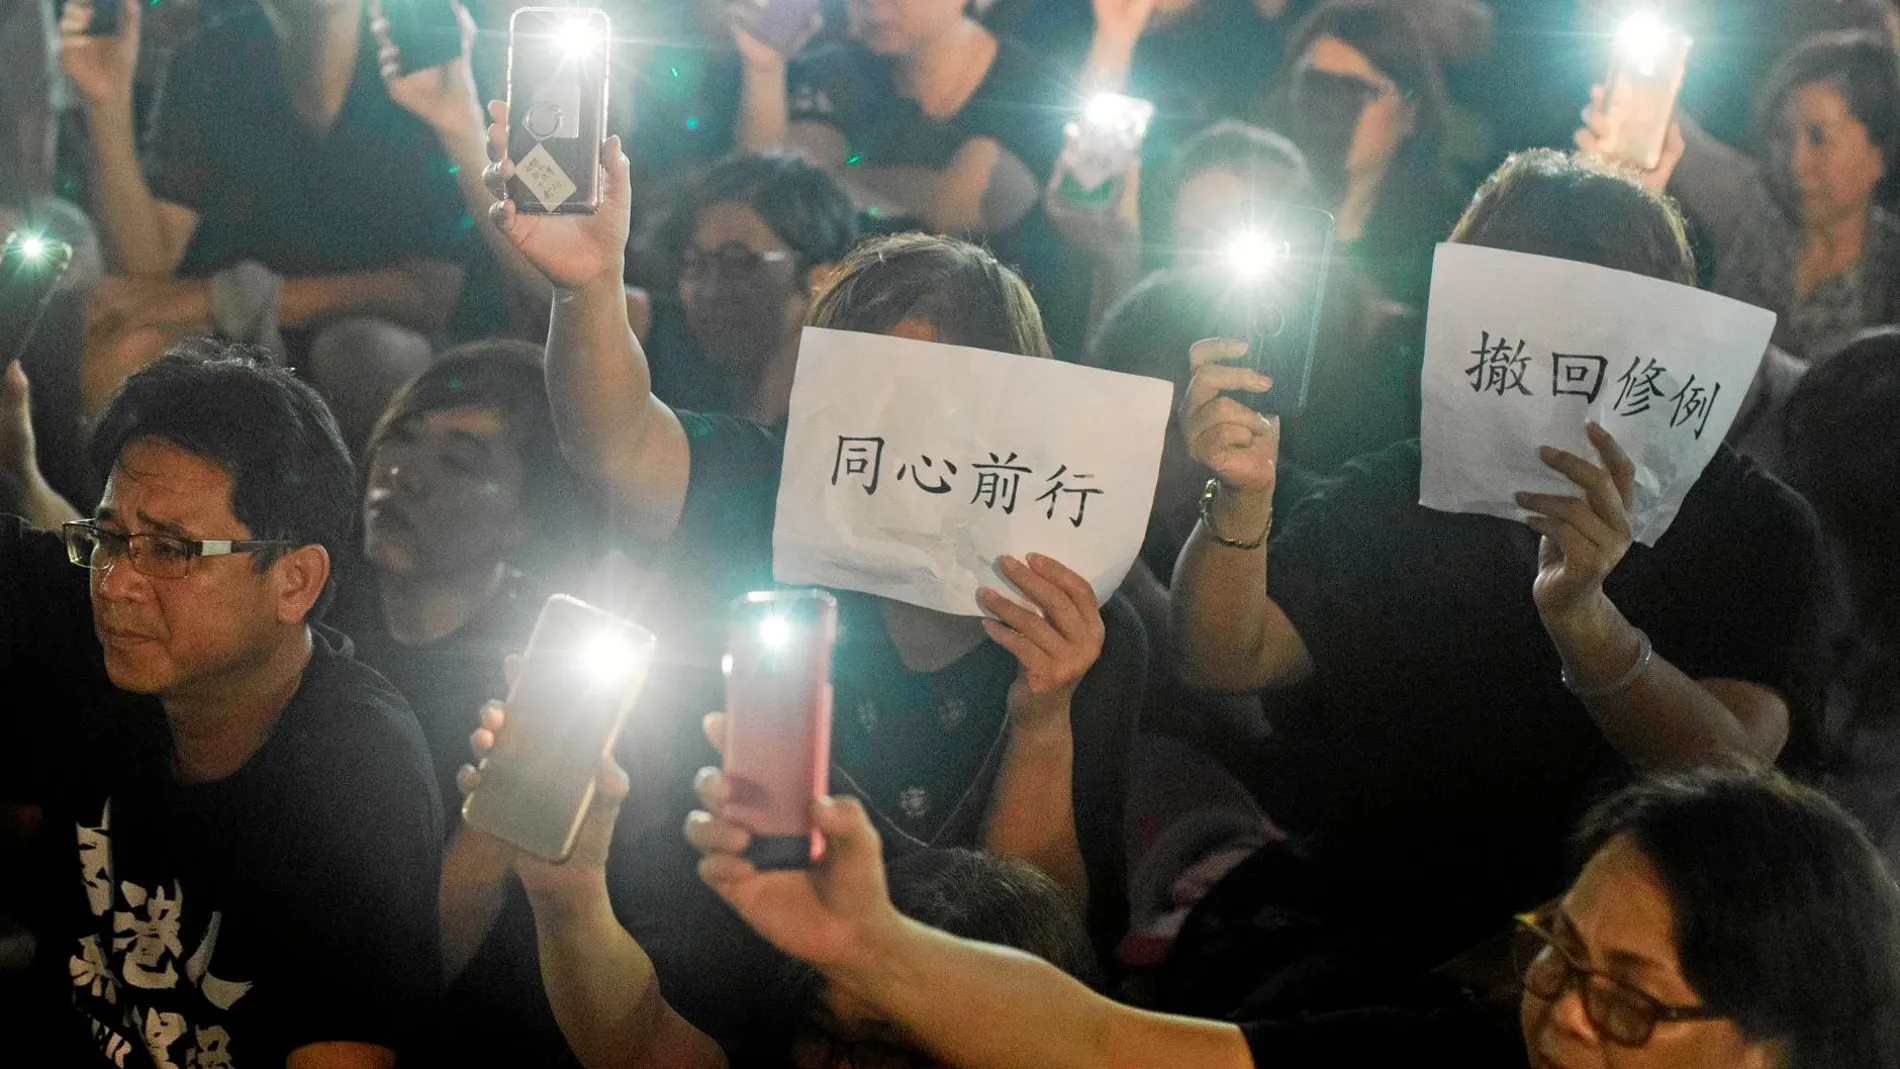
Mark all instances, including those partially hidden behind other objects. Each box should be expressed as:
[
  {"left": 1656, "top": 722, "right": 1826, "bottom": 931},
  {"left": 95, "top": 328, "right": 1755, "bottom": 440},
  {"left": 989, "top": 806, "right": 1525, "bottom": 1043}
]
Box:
[
  {"left": 1166, "top": 148, "right": 1821, "bottom": 1007},
  {"left": 471, "top": 102, "right": 1148, "bottom": 1061}
]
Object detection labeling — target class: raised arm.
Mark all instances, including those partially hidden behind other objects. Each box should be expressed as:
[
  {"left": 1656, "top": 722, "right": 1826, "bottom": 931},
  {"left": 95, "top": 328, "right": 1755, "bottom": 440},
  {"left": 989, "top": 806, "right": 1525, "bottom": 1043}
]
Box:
[
  {"left": 688, "top": 788, "right": 1254, "bottom": 1069},
  {"left": 482, "top": 104, "right": 693, "bottom": 543},
  {"left": 1169, "top": 340, "right": 1314, "bottom": 692},
  {"left": 729, "top": 6, "right": 821, "bottom": 153},
  {"left": 59, "top": 0, "right": 198, "bottom": 275}
]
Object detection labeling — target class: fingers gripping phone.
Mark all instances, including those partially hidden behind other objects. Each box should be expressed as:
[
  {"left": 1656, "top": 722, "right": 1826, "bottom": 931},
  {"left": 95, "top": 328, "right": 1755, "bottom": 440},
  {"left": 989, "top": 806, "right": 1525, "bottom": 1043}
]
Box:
[
  {"left": 1600, "top": 16, "right": 1693, "bottom": 171},
  {"left": 1052, "top": 93, "right": 1156, "bottom": 210},
  {"left": 62, "top": 0, "right": 120, "bottom": 36},
  {"left": 506, "top": 7, "right": 611, "bottom": 215},
  {"left": 462, "top": 595, "right": 657, "bottom": 861},
  {"left": 723, "top": 590, "right": 837, "bottom": 870},
  {"left": 1213, "top": 202, "right": 1337, "bottom": 418},
  {"left": 2, "top": 231, "right": 76, "bottom": 366},
  {"left": 384, "top": 0, "right": 463, "bottom": 73}
]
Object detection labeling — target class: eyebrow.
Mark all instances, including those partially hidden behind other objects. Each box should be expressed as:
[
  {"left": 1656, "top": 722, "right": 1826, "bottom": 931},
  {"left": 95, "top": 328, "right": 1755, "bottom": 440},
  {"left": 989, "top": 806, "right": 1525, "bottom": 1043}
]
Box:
[
  {"left": 1554, "top": 909, "right": 1673, "bottom": 978},
  {"left": 93, "top": 507, "right": 197, "bottom": 540}
]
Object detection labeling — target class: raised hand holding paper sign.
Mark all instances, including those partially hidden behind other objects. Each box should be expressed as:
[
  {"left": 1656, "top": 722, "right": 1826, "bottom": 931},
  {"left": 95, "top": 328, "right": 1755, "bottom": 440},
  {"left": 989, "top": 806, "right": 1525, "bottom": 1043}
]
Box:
[
  {"left": 773, "top": 327, "right": 1174, "bottom": 615},
  {"left": 1420, "top": 244, "right": 1776, "bottom": 544}
]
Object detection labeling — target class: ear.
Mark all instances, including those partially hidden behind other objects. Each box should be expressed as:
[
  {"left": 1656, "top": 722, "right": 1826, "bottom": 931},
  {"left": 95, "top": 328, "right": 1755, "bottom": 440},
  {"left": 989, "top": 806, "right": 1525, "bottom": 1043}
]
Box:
[
  {"left": 804, "top": 261, "right": 842, "bottom": 299},
  {"left": 271, "top": 544, "right": 332, "bottom": 626}
]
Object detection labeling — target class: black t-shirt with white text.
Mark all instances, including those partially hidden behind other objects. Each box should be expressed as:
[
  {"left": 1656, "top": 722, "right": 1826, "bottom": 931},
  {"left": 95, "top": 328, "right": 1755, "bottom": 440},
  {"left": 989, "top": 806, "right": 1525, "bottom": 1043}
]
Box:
[{"left": 0, "top": 517, "right": 444, "bottom": 1068}]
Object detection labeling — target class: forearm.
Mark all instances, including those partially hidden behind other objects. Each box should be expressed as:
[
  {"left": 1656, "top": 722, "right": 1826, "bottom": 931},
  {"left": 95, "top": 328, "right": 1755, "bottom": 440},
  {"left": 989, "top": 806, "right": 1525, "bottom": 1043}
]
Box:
[
  {"left": 982, "top": 716, "right": 1086, "bottom": 905},
  {"left": 21, "top": 471, "right": 80, "bottom": 529},
  {"left": 1082, "top": 28, "right": 1141, "bottom": 94},
  {"left": 440, "top": 828, "right": 516, "bottom": 980},
  {"left": 828, "top": 917, "right": 1252, "bottom": 1069},
  {"left": 439, "top": 126, "right": 553, "bottom": 321},
  {"left": 1551, "top": 599, "right": 1782, "bottom": 769},
  {"left": 528, "top": 885, "right": 726, "bottom": 1069},
  {"left": 1170, "top": 489, "right": 1308, "bottom": 692},
  {"left": 735, "top": 62, "right": 791, "bottom": 152},
  {"left": 85, "top": 104, "right": 179, "bottom": 275},
  {"left": 277, "top": 262, "right": 464, "bottom": 333}
]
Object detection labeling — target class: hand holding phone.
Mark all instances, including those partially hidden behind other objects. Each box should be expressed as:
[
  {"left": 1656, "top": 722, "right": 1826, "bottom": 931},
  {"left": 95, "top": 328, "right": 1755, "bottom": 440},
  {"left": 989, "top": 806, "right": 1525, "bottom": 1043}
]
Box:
[
  {"left": 1052, "top": 93, "right": 1155, "bottom": 211},
  {"left": 461, "top": 595, "right": 656, "bottom": 861},
  {"left": 1594, "top": 15, "right": 1692, "bottom": 172},
  {"left": 505, "top": 7, "right": 611, "bottom": 215},
  {"left": 57, "top": 0, "right": 139, "bottom": 106},
  {"left": 2, "top": 232, "right": 76, "bottom": 367},
  {"left": 722, "top": 590, "right": 837, "bottom": 870},
  {"left": 1207, "top": 201, "right": 1336, "bottom": 419},
  {"left": 730, "top": 0, "right": 823, "bottom": 58}
]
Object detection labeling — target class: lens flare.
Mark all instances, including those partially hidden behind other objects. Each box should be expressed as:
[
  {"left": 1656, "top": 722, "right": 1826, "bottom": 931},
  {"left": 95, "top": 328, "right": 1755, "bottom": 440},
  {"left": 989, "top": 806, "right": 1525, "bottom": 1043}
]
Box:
[
  {"left": 759, "top": 615, "right": 792, "bottom": 651},
  {"left": 556, "top": 18, "right": 598, "bottom": 58},
  {"left": 18, "top": 236, "right": 46, "bottom": 260},
  {"left": 1616, "top": 12, "right": 1672, "bottom": 75},
  {"left": 1227, "top": 231, "right": 1286, "bottom": 281}
]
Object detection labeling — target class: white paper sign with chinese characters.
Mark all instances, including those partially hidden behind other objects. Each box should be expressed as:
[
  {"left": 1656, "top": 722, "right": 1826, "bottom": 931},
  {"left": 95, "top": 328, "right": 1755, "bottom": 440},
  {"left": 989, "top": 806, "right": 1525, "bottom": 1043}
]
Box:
[
  {"left": 1420, "top": 244, "right": 1776, "bottom": 545},
  {"left": 774, "top": 327, "right": 1174, "bottom": 615}
]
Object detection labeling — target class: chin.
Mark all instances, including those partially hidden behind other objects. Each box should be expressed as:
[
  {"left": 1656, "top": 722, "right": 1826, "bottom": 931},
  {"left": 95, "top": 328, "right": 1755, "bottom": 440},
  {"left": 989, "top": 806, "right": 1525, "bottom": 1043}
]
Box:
[{"left": 101, "top": 645, "right": 174, "bottom": 696}]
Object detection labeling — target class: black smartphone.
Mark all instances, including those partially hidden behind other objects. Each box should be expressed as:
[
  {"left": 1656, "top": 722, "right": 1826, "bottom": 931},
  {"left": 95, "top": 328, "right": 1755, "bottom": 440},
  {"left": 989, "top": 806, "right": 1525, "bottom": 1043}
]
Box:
[
  {"left": 62, "top": 0, "right": 120, "bottom": 36},
  {"left": 384, "top": 0, "right": 463, "bottom": 74},
  {"left": 506, "top": 7, "right": 611, "bottom": 215},
  {"left": 1210, "top": 202, "right": 1336, "bottom": 419},
  {"left": 2, "top": 232, "right": 75, "bottom": 366},
  {"left": 722, "top": 590, "right": 837, "bottom": 870}
]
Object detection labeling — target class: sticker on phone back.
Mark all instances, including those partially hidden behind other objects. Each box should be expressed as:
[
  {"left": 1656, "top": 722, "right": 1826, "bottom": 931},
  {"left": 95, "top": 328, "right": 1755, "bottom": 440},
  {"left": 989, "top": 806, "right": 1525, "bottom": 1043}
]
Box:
[{"left": 516, "top": 144, "right": 579, "bottom": 211}]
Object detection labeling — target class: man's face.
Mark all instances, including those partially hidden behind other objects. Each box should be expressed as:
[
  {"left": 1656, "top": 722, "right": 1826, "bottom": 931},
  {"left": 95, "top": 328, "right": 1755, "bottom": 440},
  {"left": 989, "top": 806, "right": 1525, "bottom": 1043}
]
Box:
[
  {"left": 91, "top": 440, "right": 295, "bottom": 699},
  {"left": 848, "top": 0, "right": 967, "bottom": 56}
]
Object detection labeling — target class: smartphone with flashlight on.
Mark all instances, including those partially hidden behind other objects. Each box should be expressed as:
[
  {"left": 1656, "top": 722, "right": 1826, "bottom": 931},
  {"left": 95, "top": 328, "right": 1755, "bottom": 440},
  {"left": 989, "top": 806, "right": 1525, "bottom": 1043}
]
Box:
[
  {"left": 722, "top": 589, "right": 837, "bottom": 870},
  {"left": 1052, "top": 92, "right": 1156, "bottom": 210},
  {"left": 2, "top": 231, "right": 76, "bottom": 366},
  {"left": 383, "top": 0, "right": 464, "bottom": 74},
  {"left": 1598, "top": 14, "right": 1693, "bottom": 171},
  {"left": 1214, "top": 201, "right": 1336, "bottom": 419},
  {"left": 461, "top": 595, "right": 657, "bottom": 861},
  {"left": 506, "top": 6, "right": 611, "bottom": 215}
]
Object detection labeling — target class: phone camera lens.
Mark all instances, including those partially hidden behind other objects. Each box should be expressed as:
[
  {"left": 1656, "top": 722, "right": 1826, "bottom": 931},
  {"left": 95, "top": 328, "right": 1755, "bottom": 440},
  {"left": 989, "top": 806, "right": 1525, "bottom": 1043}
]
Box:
[{"left": 524, "top": 102, "right": 566, "bottom": 141}]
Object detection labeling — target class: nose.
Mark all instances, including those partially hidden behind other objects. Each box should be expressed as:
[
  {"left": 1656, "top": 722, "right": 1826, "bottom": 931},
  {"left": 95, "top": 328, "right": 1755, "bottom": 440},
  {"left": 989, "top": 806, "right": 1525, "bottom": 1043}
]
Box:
[{"left": 95, "top": 553, "right": 150, "bottom": 604}]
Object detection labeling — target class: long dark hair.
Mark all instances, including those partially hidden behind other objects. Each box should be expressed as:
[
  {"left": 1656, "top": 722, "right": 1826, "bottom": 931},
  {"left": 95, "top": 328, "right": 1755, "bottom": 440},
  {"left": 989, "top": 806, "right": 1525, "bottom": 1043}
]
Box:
[
  {"left": 1758, "top": 30, "right": 1900, "bottom": 209},
  {"left": 647, "top": 153, "right": 860, "bottom": 290},
  {"left": 1577, "top": 768, "right": 1900, "bottom": 1069}
]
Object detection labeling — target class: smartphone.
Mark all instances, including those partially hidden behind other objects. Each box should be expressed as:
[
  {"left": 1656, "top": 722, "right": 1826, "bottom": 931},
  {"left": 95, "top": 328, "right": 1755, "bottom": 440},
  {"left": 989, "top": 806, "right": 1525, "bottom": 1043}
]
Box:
[
  {"left": 2, "top": 231, "right": 75, "bottom": 366},
  {"left": 461, "top": 595, "right": 657, "bottom": 862},
  {"left": 63, "top": 0, "right": 120, "bottom": 37},
  {"left": 384, "top": 0, "right": 463, "bottom": 74},
  {"left": 506, "top": 7, "right": 611, "bottom": 215},
  {"left": 1052, "top": 93, "right": 1156, "bottom": 210},
  {"left": 1600, "top": 20, "right": 1693, "bottom": 171},
  {"left": 743, "top": 0, "right": 821, "bottom": 54},
  {"left": 1211, "top": 202, "right": 1336, "bottom": 419},
  {"left": 722, "top": 590, "right": 837, "bottom": 870}
]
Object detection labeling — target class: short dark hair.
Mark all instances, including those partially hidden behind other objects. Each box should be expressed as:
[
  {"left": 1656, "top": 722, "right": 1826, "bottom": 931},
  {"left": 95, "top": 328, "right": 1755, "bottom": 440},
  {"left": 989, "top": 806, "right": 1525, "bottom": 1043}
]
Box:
[
  {"left": 1449, "top": 149, "right": 1697, "bottom": 286},
  {"left": 1576, "top": 768, "right": 1900, "bottom": 1069},
  {"left": 1759, "top": 31, "right": 1900, "bottom": 204},
  {"left": 885, "top": 848, "right": 1101, "bottom": 988},
  {"left": 652, "top": 153, "right": 859, "bottom": 278},
  {"left": 367, "top": 338, "right": 603, "bottom": 578},
  {"left": 1160, "top": 121, "right": 1313, "bottom": 218},
  {"left": 808, "top": 233, "right": 1052, "bottom": 358},
  {"left": 1782, "top": 327, "right": 1900, "bottom": 643},
  {"left": 89, "top": 338, "right": 356, "bottom": 617},
  {"left": 1282, "top": 0, "right": 1454, "bottom": 165}
]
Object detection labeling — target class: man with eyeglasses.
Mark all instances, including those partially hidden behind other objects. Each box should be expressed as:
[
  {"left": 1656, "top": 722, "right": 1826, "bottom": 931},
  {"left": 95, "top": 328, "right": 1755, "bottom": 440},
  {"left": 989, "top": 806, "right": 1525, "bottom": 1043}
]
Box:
[{"left": 0, "top": 340, "right": 442, "bottom": 1068}]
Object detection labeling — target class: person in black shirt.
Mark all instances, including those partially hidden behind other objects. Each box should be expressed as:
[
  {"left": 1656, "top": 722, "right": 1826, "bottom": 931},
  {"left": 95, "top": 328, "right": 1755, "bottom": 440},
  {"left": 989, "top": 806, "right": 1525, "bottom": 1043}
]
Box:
[
  {"left": 0, "top": 340, "right": 442, "bottom": 1068},
  {"left": 59, "top": 0, "right": 485, "bottom": 442},
  {"left": 1165, "top": 149, "right": 1820, "bottom": 1010}
]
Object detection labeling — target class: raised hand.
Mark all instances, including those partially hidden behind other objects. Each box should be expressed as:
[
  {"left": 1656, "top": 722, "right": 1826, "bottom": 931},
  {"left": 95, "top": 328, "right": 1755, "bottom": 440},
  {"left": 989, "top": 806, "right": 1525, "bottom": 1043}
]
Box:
[
  {"left": 1516, "top": 422, "right": 1636, "bottom": 636},
  {"left": 1181, "top": 338, "right": 1279, "bottom": 494},
  {"left": 372, "top": 0, "right": 484, "bottom": 138},
  {"left": 726, "top": 1, "right": 823, "bottom": 70},
  {"left": 976, "top": 554, "right": 1105, "bottom": 732},
  {"left": 482, "top": 100, "right": 632, "bottom": 289},
  {"left": 58, "top": 0, "right": 141, "bottom": 108},
  {"left": 1, "top": 362, "right": 37, "bottom": 482},
  {"left": 1574, "top": 85, "right": 1684, "bottom": 194}
]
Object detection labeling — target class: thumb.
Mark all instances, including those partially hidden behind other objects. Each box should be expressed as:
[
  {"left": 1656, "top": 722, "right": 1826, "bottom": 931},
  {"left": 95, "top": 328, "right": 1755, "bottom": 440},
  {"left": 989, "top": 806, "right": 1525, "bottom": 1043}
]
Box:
[
  {"left": 813, "top": 795, "right": 878, "bottom": 863},
  {"left": 5, "top": 360, "right": 30, "bottom": 410}
]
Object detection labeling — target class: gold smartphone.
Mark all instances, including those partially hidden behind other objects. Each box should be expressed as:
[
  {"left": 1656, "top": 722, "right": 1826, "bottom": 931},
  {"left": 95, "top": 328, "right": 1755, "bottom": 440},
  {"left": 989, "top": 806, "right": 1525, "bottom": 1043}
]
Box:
[
  {"left": 462, "top": 595, "right": 657, "bottom": 861},
  {"left": 1600, "top": 16, "right": 1693, "bottom": 171}
]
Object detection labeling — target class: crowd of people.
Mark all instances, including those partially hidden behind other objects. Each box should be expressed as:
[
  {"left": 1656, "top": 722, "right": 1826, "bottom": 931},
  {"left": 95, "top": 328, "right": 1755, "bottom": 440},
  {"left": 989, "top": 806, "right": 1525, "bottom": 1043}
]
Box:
[{"left": 4, "top": 0, "right": 1900, "bottom": 1067}]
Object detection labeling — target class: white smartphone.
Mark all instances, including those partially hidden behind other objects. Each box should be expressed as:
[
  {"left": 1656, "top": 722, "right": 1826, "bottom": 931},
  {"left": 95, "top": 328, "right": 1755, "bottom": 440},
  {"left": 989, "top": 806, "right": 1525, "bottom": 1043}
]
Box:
[{"left": 1600, "top": 16, "right": 1693, "bottom": 171}]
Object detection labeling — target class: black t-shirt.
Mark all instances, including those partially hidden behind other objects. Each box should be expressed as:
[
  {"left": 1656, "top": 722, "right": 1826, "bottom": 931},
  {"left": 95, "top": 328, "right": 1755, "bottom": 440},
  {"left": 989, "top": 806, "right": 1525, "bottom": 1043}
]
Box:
[
  {"left": 1249, "top": 440, "right": 1819, "bottom": 967},
  {"left": 143, "top": 7, "right": 498, "bottom": 332},
  {"left": 1239, "top": 996, "right": 1525, "bottom": 1069},
  {"left": 0, "top": 517, "right": 445, "bottom": 1067}
]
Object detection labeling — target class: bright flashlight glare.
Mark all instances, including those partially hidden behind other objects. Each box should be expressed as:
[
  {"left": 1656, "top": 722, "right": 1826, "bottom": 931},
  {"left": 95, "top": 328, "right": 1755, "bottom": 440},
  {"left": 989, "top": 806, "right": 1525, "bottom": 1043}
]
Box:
[
  {"left": 1616, "top": 12, "right": 1671, "bottom": 73},
  {"left": 1226, "top": 232, "right": 1285, "bottom": 280},
  {"left": 556, "top": 19, "right": 597, "bottom": 57},
  {"left": 759, "top": 615, "right": 792, "bottom": 651},
  {"left": 1085, "top": 93, "right": 1129, "bottom": 128},
  {"left": 580, "top": 631, "right": 638, "bottom": 687},
  {"left": 18, "top": 236, "right": 45, "bottom": 261}
]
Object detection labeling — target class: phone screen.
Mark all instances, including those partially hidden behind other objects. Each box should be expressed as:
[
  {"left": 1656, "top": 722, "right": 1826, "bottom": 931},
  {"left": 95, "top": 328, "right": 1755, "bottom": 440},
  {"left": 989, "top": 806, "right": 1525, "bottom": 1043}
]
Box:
[
  {"left": 506, "top": 7, "right": 611, "bottom": 215},
  {"left": 1601, "top": 22, "right": 1693, "bottom": 171},
  {"left": 1208, "top": 202, "right": 1337, "bottom": 419},
  {"left": 461, "top": 595, "right": 656, "bottom": 861},
  {"left": 2, "top": 232, "right": 75, "bottom": 366},
  {"left": 722, "top": 590, "right": 836, "bottom": 870},
  {"left": 384, "top": 0, "right": 462, "bottom": 73}
]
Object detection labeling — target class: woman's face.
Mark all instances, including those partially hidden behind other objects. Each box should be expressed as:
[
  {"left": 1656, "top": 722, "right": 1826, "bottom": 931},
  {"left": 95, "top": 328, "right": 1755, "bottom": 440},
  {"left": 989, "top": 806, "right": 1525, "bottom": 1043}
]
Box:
[
  {"left": 1521, "top": 835, "right": 1777, "bottom": 1069},
  {"left": 362, "top": 406, "right": 529, "bottom": 580},
  {"left": 1774, "top": 82, "right": 1886, "bottom": 229},
  {"left": 848, "top": 0, "right": 968, "bottom": 56},
  {"left": 1304, "top": 37, "right": 1412, "bottom": 176},
  {"left": 679, "top": 201, "right": 809, "bottom": 370}
]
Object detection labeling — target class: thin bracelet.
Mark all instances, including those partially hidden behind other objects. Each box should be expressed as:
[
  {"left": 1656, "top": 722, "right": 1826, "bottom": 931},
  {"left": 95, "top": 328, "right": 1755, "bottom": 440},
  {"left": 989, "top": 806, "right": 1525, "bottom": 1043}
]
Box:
[
  {"left": 1198, "top": 479, "right": 1272, "bottom": 550},
  {"left": 1563, "top": 629, "right": 1655, "bottom": 699}
]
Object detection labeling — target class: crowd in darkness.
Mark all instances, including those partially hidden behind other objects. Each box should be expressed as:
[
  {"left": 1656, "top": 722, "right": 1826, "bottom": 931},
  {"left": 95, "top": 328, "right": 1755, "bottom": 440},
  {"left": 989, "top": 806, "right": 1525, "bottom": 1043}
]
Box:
[{"left": 5, "top": 0, "right": 1900, "bottom": 1067}]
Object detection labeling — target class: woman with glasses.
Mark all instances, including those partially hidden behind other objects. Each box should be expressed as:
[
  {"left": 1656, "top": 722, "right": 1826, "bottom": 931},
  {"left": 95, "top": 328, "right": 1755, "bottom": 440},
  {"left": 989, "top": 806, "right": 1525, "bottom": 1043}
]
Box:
[
  {"left": 632, "top": 154, "right": 859, "bottom": 425},
  {"left": 686, "top": 766, "right": 1900, "bottom": 1069}
]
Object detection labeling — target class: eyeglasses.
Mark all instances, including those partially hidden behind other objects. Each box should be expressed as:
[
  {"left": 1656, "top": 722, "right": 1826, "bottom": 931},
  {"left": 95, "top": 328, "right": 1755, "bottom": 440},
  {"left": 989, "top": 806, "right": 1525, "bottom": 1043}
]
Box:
[
  {"left": 681, "top": 242, "right": 795, "bottom": 281},
  {"left": 63, "top": 520, "right": 293, "bottom": 581},
  {"left": 1513, "top": 912, "right": 1725, "bottom": 1047}
]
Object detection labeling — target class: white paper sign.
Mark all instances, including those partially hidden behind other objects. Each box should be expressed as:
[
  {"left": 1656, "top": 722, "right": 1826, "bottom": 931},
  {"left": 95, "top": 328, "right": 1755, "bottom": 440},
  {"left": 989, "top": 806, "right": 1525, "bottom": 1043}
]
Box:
[
  {"left": 1420, "top": 245, "right": 1775, "bottom": 544},
  {"left": 773, "top": 327, "right": 1174, "bottom": 615}
]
